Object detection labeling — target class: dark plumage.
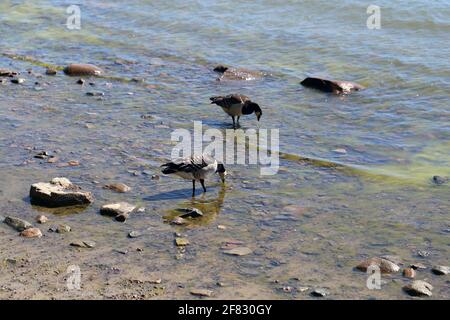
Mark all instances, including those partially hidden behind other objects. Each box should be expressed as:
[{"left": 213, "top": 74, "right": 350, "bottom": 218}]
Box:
[
  {"left": 210, "top": 94, "right": 262, "bottom": 128},
  {"left": 161, "top": 155, "right": 226, "bottom": 196}
]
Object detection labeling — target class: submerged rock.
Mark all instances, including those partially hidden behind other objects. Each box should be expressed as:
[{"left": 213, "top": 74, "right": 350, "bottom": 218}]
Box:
[
  {"left": 45, "top": 68, "right": 57, "bottom": 75},
  {"left": 30, "top": 177, "right": 94, "bottom": 207},
  {"left": 170, "top": 217, "right": 188, "bottom": 225},
  {"left": 4, "top": 216, "right": 32, "bottom": 232},
  {"left": 223, "top": 247, "right": 252, "bottom": 256},
  {"left": 103, "top": 183, "right": 131, "bottom": 193},
  {"left": 100, "top": 202, "right": 136, "bottom": 222},
  {"left": 128, "top": 231, "right": 141, "bottom": 238},
  {"left": 56, "top": 224, "right": 71, "bottom": 234},
  {"left": 20, "top": 227, "right": 42, "bottom": 238},
  {"left": 63, "top": 64, "right": 103, "bottom": 76},
  {"left": 431, "top": 265, "right": 449, "bottom": 275},
  {"left": 175, "top": 237, "right": 190, "bottom": 246},
  {"left": 432, "top": 175, "right": 448, "bottom": 185},
  {"left": 177, "top": 207, "right": 203, "bottom": 218},
  {"left": 11, "top": 78, "right": 25, "bottom": 84},
  {"left": 403, "top": 280, "right": 433, "bottom": 297},
  {"left": 301, "top": 77, "right": 365, "bottom": 94},
  {"left": 355, "top": 257, "right": 400, "bottom": 273}
]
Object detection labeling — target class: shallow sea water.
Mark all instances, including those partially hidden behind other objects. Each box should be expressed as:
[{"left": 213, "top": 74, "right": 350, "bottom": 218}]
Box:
[{"left": 0, "top": 0, "right": 448, "bottom": 299}]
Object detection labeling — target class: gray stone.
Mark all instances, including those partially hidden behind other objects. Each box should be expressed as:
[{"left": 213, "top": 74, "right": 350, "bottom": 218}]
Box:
[
  {"left": 30, "top": 177, "right": 94, "bottom": 207},
  {"left": 223, "top": 247, "right": 252, "bottom": 256},
  {"left": 100, "top": 202, "right": 136, "bottom": 222},
  {"left": 190, "top": 289, "right": 213, "bottom": 297},
  {"left": 56, "top": 224, "right": 71, "bottom": 233},
  {"left": 355, "top": 257, "right": 400, "bottom": 273},
  {"left": 310, "top": 288, "right": 329, "bottom": 297},
  {"left": 64, "top": 64, "right": 103, "bottom": 76},
  {"left": 128, "top": 231, "right": 141, "bottom": 238},
  {"left": 403, "top": 280, "right": 433, "bottom": 297},
  {"left": 4, "top": 216, "right": 32, "bottom": 231},
  {"left": 431, "top": 265, "right": 449, "bottom": 275}
]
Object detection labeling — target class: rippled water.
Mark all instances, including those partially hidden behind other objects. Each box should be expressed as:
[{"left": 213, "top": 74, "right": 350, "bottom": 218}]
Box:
[{"left": 0, "top": 0, "right": 448, "bottom": 299}]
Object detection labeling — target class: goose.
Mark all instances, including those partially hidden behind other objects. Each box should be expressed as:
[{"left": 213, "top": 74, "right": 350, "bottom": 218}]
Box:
[
  {"left": 210, "top": 94, "right": 262, "bottom": 129},
  {"left": 161, "top": 155, "right": 226, "bottom": 196}
]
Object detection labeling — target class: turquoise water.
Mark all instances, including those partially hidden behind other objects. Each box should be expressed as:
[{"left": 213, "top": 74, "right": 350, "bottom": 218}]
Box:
[{"left": 0, "top": 0, "right": 448, "bottom": 299}]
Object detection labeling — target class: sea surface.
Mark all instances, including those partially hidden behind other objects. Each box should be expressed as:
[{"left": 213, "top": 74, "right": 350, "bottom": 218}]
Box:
[{"left": 0, "top": 0, "right": 448, "bottom": 299}]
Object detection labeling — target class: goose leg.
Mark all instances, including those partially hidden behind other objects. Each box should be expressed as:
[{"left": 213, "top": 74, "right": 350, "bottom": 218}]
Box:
[
  {"left": 192, "top": 180, "right": 196, "bottom": 197},
  {"left": 237, "top": 116, "right": 241, "bottom": 128},
  {"left": 231, "top": 116, "right": 236, "bottom": 129},
  {"left": 200, "top": 179, "right": 207, "bottom": 193}
]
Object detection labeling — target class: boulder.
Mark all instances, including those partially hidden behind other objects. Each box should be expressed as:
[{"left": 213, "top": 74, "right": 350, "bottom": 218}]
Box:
[
  {"left": 301, "top": 77, "right": 365, "bottom": 94},
  {"left": 403, "top": 280, "right": 433, "bottom": 297},
  {"left": 4, "top": 216, "right": 32, "bottom": 231},
  {"left": 63, "top": 64, "right": 103, "bottom": 76},
  {"left": 30, "top": 177, "right": 94, "bottom": 207},
  {"left": 100, "top": 202, "right": 136, "bottom": 222}
]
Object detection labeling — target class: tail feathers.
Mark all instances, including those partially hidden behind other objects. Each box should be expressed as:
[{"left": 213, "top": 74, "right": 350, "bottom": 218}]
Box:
[{"left": 161, "top": 163, "right": 177, "bottom": 174}]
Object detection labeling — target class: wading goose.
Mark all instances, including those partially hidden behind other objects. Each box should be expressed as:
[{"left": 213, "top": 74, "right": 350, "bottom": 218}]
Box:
[
  {"left": 161, "top": 155, "right": 226, "bottom": 196},
  {"left": 210, "top": 94, "right": 262, "bottom": 129}
]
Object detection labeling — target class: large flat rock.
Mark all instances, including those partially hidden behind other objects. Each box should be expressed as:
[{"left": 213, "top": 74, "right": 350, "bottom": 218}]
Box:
[
  {"left": 30, "top": 177, "right": 94, "bottom": 207},
  {"left": 301, "top": 77, "right": 365, "bottom": 94}
]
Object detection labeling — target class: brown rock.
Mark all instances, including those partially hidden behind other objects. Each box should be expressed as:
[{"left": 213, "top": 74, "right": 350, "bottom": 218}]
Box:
[
  {"left": 45, "top": 68, "right": 57, "bottom": 75},
  {"left": 20, "top": 227, "right": 42, "bottom": 238},
  {"left": 223, "top": 247, "right": 252, "bottom": 256},
  {"left": 63, "top": 64, "right": 103, "bottom": 76},
  {"left": 175, "top": 237, "right": 189, "bottom": 246},
  {"left": 190, "top": 289, "right": 213, "bottom": 297},
  {"left": 36, "top": 215, "right": 48, "bottom": 224},
  {"left": 355, "top": 257, "right": 400, "bottom": 273},
  {"left": 402, "top": 267, "right": 416, "bottom": 278}
]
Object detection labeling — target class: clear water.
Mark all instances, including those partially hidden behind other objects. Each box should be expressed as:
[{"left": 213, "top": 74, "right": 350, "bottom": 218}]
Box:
[{"left": 0, "top": 0, "right": 448, "bottom": 299}]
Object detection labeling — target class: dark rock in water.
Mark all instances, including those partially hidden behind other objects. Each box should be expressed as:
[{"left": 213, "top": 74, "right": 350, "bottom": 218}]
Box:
[
  {"left": 20, "top": 227, "right": 42, "bottom": 238},
  {"left": 214, "top": 65, "right": 264, "bottom": 81},
  {"left": 301, "top": 77, "right": 365, "bottom": 94},
  {"left": 432, "top": 175, "right": 448, "bottom": 185},
  {"left": 410, "top": 263, "right": 427, "bottom": 270},
  {"left": 177, "top": 207, "right": 203, "bottom": 218},
  {"left": 4, "top": 216, "right": 32, "bottom": 232},
  {"left": 11, "top": 78, "right": 25, "bottom": 84},
  {"left": 34, "top": 151, "right": 49, "bottom": 159},
  {"left": 403, "top": 280, "right": 433, "bottom": 297},
  {"left": 64, "top": 64, "right": 103, "bottom": 76},
  {"left": 355, "top": 257, "right": 400, "bottom": 273},
  {"left": 30, "top": 177, "right": 94, "bottom": 207},
  {"left": 86, "top": 91, "right": 104, "bottom": 97},
  {"left": 310, "top": 288, "right": 329, "bottom": 297},
  {"left": 100, "top": 202, "right": 136, "bottom": 222},
  {"left": 0, "top": 69, "right": 18, "bottom": 77},
  {"left": 77, "top": 78, "right": 85, "bottom": 85},
  {"left": 431, "top": 265, "right": 449, "bottom": 275},
  {"left": 417, "top": 250, "right": 430, "bottom": 258}
]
